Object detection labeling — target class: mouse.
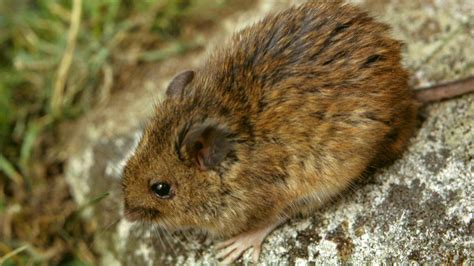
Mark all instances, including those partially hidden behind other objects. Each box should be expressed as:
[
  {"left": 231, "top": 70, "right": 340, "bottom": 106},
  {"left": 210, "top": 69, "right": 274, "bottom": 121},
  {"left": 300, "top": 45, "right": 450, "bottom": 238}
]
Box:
[{"left": 121, "top": 1, "right": 474, "bottom": 264}]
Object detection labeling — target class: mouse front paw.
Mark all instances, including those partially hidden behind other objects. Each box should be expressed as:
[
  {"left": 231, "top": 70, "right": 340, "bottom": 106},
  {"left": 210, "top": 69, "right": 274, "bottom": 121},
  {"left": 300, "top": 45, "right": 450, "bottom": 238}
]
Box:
[{"left": 214, "top": 220, "right": 284, "bottom": 265}]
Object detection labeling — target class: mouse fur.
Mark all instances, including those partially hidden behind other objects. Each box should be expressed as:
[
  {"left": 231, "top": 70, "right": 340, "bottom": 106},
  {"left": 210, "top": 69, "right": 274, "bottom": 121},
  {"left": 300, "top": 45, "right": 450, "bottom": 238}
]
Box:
[{"left": 122, "top": 0, "right": 418, "bottom": 261}]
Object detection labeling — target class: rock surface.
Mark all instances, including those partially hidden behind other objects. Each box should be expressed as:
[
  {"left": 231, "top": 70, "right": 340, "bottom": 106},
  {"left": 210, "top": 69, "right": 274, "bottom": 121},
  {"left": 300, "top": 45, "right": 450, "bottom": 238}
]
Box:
[{"left": 63, "top": 0, "right": 474, "bottom": 264}]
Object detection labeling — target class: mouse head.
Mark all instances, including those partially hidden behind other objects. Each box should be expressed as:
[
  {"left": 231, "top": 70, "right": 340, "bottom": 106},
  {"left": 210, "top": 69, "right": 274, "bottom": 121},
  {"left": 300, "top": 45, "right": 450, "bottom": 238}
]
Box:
[{"left": 121, "top": 70, "right": 236, "bottom": 232}]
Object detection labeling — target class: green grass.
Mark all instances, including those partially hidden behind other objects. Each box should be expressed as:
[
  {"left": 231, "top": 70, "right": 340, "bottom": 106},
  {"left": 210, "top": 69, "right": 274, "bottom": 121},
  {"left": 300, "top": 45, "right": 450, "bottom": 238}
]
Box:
[
  {"left": 0, "top": 0, "right": 252, "bottom": 264},
  {"left": 0, "top": 0, "right": 240, "bottom": 176},
  {"left": 1, "top": 0, "right": 231, "bottom": 167}
]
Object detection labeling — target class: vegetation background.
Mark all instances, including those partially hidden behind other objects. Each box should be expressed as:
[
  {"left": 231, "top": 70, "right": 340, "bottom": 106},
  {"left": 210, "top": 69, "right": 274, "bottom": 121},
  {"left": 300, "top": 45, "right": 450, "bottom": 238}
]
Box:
[{"left": 0, "top": 0, "right": 251, "bottom": 264}]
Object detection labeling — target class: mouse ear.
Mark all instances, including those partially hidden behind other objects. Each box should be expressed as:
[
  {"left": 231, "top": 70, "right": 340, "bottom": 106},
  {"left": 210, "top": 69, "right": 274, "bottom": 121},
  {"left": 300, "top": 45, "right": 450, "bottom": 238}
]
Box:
[
  {"left": 166, "top": 70, "right": 195, "bottom": 98},
  {"left": 182, "top": 120, "right": 232, "bottom": 171}
]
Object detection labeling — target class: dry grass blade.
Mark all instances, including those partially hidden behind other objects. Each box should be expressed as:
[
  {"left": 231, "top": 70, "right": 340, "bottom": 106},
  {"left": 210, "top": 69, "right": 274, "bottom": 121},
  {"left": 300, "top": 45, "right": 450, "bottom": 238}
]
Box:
[
  {"left": 0, "top": 244, "right": 29, "bottom": 264},
  {"left": 50, "top": 0, "right": 82, "bottom": 116},
  {"left": 0, "top": 154, "right": 23, "bottom": 185}
]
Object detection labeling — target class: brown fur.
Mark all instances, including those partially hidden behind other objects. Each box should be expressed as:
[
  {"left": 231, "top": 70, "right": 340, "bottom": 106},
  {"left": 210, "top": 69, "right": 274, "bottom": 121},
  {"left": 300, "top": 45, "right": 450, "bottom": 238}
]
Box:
[{"left": 122, "top": 1, "right": 418, "bottom": 238}]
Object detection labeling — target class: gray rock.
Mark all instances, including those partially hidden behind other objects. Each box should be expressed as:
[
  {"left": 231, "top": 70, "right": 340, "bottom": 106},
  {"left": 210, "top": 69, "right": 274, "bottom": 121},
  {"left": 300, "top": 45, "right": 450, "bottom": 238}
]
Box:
[{"left": 63, "top": 0, "right": 474, "bottom": 264}]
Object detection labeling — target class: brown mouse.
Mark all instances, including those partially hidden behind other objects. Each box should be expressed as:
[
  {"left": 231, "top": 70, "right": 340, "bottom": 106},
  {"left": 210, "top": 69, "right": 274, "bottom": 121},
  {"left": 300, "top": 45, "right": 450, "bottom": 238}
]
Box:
[{"left": 121, "top": 1, "right": 474, "bottom": 264}]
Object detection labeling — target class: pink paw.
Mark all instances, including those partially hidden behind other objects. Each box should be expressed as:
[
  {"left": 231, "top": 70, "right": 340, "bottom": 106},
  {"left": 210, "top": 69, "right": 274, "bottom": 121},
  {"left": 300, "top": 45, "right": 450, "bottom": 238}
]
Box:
[{"left": 215, "top": 231, "right": 264, "bottom": 264}]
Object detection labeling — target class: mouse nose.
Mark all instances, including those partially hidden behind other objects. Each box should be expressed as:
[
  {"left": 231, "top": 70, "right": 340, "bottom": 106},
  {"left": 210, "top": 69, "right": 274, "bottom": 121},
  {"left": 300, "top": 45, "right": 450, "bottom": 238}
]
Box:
[
  {"left": 123, "top": 200, "right": 161, "bottom": 222},
  {"left": 124, "top": 209, "right": 141, "bottom": 222},
  {"left": 123, "top": 201, "right": 140, "bottom": 222}
]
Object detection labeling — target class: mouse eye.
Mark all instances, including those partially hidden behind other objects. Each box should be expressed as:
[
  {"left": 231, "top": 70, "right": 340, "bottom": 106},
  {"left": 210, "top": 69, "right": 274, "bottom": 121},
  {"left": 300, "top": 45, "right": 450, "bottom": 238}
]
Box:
[{"left": 150, "top": 182, "right": 173, "bottom": 199}]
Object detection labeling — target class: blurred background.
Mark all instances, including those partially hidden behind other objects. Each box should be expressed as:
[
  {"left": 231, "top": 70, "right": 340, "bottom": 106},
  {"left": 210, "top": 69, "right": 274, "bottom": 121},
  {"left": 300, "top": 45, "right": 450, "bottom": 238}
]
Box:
[{"left": 0, "top": 0, "right": 252, "bottom": 264}]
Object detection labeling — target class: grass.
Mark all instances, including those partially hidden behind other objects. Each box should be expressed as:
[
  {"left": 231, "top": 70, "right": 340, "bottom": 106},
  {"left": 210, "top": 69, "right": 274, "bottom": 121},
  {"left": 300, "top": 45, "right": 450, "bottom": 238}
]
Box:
[{"left": 0, "top": 0, "right": 252, "bottom": 264}]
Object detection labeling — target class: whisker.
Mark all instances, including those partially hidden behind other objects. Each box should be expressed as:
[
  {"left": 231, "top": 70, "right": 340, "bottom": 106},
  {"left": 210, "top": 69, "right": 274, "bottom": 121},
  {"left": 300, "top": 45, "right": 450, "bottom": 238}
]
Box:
[
  {"left": 101, "top": 217, "right": 122, "bottom": 233},
  {"left": 180, "top": 229, "right": 192, "bottom": 244},
  {"left": 162, "top": 228, "right": 178, "bottom": 257},
  {"left": 152, "top": 224, "right": 168, "bottom": 252}
]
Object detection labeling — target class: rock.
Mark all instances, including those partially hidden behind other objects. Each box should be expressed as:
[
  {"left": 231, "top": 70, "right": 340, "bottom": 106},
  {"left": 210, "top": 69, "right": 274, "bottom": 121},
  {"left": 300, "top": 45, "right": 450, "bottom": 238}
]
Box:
[{"left": 63, "top": 0, "right": 474, "bottom": 264}]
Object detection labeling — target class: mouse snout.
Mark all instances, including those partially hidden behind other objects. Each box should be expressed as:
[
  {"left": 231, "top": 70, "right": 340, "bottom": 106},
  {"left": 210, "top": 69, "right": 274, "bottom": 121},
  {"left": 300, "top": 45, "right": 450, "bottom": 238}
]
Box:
[
  {"left": 123, "top": 200, "right": 161, "bottom": 222},
  {"left": 123, "top": 208, "right": 141, "bottom": 222},
  {"left": 123, "top": 201, "right": 139, "bottom": 222}
]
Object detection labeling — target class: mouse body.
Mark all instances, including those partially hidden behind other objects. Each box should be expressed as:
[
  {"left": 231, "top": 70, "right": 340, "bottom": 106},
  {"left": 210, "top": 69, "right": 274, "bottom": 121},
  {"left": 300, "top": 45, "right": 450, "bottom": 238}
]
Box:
[{"left": 122, "top": 1, "right": 424, "bottom": 263}]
